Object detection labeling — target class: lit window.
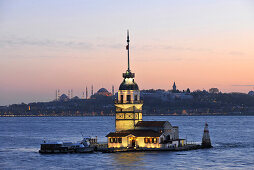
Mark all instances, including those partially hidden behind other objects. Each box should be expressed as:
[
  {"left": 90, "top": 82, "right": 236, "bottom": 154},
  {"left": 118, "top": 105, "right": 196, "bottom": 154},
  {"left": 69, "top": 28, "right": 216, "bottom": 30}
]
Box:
[
  {"left": 113, "top": 138, "right": 116, "bottom": 143},
  {"left": 118, "top": 138, "right": 122, "bottom": 143}
]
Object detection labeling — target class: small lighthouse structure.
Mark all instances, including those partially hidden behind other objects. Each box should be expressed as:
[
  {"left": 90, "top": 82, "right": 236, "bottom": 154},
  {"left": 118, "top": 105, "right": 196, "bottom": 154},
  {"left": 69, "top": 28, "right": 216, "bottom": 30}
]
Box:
[{"left": 201, "top": 122, "right": 212, "bottom": 148}]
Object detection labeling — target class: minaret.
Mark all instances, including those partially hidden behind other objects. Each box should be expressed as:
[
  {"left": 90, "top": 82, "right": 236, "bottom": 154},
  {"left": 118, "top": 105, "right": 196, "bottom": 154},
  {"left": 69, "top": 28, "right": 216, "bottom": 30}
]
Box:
[
  {"left": 91, "top": 85, "right": 94, "bottom": 96},
  {"left": 68, "top": 90, "right": 70, "bottom": 99},
  {"left": 56, "top": 90, "right": 58, "bottom": 101},
  {"left": 202, "top": 122, "right": 212, "bottom": 148},
  {"left": 71, "top": 89, "right": 73, "bottom": 99},
  {"left": 56, "top": 89, "right": 60, "bottom": 101},
  {"left": 58, "top": 89, "right": 60, "bottom": 99},
  {"left": 82, "top": 92, "right": 85, "bottom": 99},
  {"left": 112, "top": 85, "right": 114, "bottom": 95},
  {"left": 115, "top": 30, "right": 143, "bottom": 132},
  {"left": 86, "top": 86, "right": 88, "bottom": 99}
]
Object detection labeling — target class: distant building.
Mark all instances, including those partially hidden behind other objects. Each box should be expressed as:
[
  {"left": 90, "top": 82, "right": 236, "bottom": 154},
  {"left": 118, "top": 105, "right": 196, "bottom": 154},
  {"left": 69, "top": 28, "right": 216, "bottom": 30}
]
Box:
[
  {"left": 72, "top": 96, "right": 80, "bottom": 100},
  {"left": 248, "top": 91, "right": 254, "bottom": 96},
  {"left": 172, "top": 82, "right": 177, "bottom": 92},
  {"left": 141, "top": 90, "right": 170, "bottom": 102},
  {"left": 94, "top": 88, "right": 112, "bottom": 97},
  {"left": 169, "top": 92, "right": 193, "bottom": 100},
  {"left": 58, "top": 94, "right": 69, "bottom": 101},
  {"left": 141, "top": 87, "right": 193, "bottom": 102},
  {"left": 209, "top": 88, "right": 220, "bottom": 94}
]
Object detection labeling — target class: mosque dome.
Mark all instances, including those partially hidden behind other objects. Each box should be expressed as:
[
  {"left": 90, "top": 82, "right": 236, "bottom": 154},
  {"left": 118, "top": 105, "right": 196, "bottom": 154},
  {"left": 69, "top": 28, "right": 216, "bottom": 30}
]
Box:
[
  {"left": 119, "top": 78, "right": 139, "bottom": 90},
  {"left": 97, "top": 88, "right": 109, "bottom": 93},
  {"left": 59, "top": 94, "right": 69, "bottom": 101}
]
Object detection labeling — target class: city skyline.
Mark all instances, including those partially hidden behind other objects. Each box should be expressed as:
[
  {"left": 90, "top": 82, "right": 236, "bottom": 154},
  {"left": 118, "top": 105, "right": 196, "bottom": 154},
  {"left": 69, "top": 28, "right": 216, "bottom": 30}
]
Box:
[{"left": 1, "top": 0, "right": 254, "bottom": 105}]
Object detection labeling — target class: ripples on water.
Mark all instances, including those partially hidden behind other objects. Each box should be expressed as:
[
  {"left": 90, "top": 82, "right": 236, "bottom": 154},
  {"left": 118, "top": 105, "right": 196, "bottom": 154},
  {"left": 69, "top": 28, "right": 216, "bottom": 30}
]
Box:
[{"left": 0, "top": 116, "right": 253, "bottom": 169}]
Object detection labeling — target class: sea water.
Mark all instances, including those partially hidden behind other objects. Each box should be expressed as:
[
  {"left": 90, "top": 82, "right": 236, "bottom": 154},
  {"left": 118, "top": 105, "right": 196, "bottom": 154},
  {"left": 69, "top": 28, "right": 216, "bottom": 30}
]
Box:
[{"left": 0, "top": 116, "right": 253, "bottom": 169}]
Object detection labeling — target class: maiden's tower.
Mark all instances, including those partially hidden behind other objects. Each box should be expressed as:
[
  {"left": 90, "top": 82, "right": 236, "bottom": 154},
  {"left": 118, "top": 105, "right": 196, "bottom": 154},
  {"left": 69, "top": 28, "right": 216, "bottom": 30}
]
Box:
[{"left": 106, "top": 31, "right": 186, "bottom": 149}]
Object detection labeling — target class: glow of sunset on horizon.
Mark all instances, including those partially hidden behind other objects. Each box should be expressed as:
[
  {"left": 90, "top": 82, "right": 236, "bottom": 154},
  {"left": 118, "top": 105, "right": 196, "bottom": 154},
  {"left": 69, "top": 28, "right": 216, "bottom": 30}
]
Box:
[{"left": 0, "top": 0, "right": 254, "bottom": 105}]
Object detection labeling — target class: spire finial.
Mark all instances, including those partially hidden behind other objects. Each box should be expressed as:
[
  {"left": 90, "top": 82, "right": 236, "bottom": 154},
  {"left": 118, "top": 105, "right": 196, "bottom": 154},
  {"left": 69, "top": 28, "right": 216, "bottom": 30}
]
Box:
[
  {"left": 122, "top": 30, "right": 135, "bottom": 79},
  {"left": 126, "top": 30, "right": 130, "bottom": 72}
]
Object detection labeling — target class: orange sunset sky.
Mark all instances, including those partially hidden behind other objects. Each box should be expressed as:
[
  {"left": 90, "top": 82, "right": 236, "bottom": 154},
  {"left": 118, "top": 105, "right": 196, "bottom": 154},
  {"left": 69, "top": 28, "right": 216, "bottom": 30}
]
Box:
[{"left": 0, "top": 0, "right": 254, "bottom": 105}]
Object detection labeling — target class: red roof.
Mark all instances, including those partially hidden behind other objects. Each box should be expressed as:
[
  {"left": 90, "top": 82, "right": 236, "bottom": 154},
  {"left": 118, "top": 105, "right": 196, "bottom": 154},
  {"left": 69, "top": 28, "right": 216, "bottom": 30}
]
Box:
[
  {"left": 106, "top": 130, "right": 162, "bottom": 137},
  {"left": 135, "top": 121, "right": 167, "bottom": 127}
]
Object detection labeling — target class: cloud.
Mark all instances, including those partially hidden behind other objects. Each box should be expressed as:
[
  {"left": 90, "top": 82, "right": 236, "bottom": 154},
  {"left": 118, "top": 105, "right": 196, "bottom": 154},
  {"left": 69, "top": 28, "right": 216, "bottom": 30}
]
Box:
[
  {"left": 0, "top": 35, "right": 215, "bottom": 54},
  {"left": 0, "top": 37, "right": 94, "bottom": 49},
  {"left": 0, "top": 36, "right": 124, "bottom": 50},
  {"left": 232, "top": 85, "right": 254, "bottom": 87}
]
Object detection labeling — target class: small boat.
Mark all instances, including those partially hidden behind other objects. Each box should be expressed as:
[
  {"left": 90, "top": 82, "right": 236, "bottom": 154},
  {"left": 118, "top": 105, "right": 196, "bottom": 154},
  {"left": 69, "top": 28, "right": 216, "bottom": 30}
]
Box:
[{"left": 39, "top": 137, "right": 95, "bottom": 154}]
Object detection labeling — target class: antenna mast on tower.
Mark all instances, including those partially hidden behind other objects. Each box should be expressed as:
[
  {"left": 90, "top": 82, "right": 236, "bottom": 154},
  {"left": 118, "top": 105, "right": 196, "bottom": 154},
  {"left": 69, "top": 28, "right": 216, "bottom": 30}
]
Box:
[
  {"left": 126, "top": 30, "right": 130, "bottom": 72},
  {"left": 123, "top": 30, "right": 135, "bottom": 79}
]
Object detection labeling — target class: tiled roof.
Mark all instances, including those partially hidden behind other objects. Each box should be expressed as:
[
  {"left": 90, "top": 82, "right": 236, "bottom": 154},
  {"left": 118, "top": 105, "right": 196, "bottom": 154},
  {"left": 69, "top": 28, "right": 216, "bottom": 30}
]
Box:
[
  {"left": 135, "top": 121, "right": 167, "bottom": 127},
  {"left": 106, "top": 130, "right": 162, "bottom": 137}
]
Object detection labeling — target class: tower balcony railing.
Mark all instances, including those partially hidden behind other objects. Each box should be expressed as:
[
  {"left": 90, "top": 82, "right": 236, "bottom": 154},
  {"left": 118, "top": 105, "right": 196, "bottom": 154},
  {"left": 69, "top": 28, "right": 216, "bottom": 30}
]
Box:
[
  {"left": 123, "top": 72, "right": 135, "bottom": 78},
  {"left": 115, "top": 100, "right": 143, "bottom": 104}
]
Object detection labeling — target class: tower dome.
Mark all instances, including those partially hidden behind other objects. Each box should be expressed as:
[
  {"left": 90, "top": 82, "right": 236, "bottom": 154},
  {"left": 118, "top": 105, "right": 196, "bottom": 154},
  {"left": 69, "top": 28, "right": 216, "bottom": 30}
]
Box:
[
  {"left": 118, "top": 30, "right": 139, "bottom": 91},
  {"left": 119, "top": 77, "right": 139, "bottom": 90}
]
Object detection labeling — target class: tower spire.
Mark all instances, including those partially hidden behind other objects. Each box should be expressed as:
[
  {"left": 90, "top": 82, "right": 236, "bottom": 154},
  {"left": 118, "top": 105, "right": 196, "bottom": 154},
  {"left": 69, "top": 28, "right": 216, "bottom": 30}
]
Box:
[
  {"left": 126, "top": 30, "right": 130, "bottom": 72},
  {"left": 123, "top": 30, "right": 135, "bottom": 79}
]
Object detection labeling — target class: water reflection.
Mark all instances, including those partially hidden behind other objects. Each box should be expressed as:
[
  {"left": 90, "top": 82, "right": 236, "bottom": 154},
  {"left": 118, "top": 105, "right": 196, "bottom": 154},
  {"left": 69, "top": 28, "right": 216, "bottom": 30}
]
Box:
[{"left": 111, "top": 152, "right": 145, "bottom": 167}]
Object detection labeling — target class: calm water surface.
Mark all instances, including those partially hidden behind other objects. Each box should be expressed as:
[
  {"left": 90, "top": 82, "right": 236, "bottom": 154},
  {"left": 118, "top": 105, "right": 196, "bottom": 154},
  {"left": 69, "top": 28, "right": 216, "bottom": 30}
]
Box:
[{"left": 0, "top": 116, "right": 253, "bottom": 169}]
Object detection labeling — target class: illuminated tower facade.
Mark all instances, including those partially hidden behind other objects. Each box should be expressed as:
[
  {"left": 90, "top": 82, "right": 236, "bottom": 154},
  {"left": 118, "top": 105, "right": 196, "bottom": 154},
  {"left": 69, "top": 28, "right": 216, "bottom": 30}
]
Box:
[{"left": 115, "top": 30, "right": 143, "bottom": 132}]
